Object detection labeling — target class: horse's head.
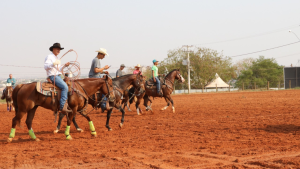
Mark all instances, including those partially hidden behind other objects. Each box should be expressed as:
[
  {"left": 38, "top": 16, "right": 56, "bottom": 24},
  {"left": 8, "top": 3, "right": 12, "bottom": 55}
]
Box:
[
  {"left": 133, "top": 73, "right": 145, "bottom": 95},
  {"left": 101, "top": 75, "right": 114, "bottom": 97},
  {"left": 6, "top": 86, "right": 13, "bottom": 98},
  {"left": 174, "top": 69, "right": 185, "bottom": 83}
]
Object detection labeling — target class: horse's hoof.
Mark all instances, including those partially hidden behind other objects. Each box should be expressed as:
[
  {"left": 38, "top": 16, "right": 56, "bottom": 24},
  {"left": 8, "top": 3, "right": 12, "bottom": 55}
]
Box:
[
  {"left": 7, "top": 138, "right": 13, "bottom": 143},
  {"left": 53, "top": 129, "right": 59, "bottom": 134},
  {"left": 91, "top": 131, "right": 97, "bottom": 137},
  {"left": 66, "top": 135, "right": 72, "bottom": 140},
  {"left": 137, "top": 113, "right": 141, "bottom": 116},
  {"left": 161, "top": 108, "right": 165, "bottom": 111},
  {"left": 172, "top": 108, "right": 175, "bottom": 113},
  {"left": 77, "top": 128, "right": 84, "bottom": 133},
  {"left": 108, "top": 128, "right": 113, "bottom": 131},
  {"left": 119, "top": 123, "right": 123, "bottom": 128},
  {"left": 35, "top": 138, "right": 40, "bottom": 142}
]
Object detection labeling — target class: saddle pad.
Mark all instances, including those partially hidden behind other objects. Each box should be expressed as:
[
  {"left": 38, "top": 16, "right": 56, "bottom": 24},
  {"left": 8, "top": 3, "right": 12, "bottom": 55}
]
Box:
[{"left": 36, "top": 82, "right": 61, "bottom": 96}]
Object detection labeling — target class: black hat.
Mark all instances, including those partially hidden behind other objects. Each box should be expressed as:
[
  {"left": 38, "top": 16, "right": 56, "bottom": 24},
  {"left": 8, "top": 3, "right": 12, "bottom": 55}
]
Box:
[{"left": 49, "top": 43, "right": 64, "bottom": 51}]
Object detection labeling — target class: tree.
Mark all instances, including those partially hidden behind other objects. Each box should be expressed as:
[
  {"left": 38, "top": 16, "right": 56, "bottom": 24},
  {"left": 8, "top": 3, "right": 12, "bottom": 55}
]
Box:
[
  {"left": 158, "top": 47, "right": 236, "bottom": 89},
  {"left": 236, "top": 56, "right": 283, "bottom": 89},
  {"left": 234, "top": 57, "right": 255, "bottom": 77}
]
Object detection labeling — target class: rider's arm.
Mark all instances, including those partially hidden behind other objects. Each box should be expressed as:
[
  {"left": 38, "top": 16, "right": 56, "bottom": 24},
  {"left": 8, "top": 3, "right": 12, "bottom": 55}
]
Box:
[
  {"left": 94, "top": 67, "right": 105, "bottom": 73},
  {"left": 44, "top": 55, "right": 56, "bottom": 70}
]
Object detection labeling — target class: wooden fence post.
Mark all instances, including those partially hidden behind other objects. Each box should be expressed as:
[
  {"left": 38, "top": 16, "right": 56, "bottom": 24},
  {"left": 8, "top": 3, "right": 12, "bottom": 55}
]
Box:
[
  {"left": 229, "top": 84, "right": 230, "bottom": 92},
  {"left": 202, "top": 85, "right": 204, "bottom": 93},
  {"left": 289, "top": 80, "right": 291, "bottom": 89},
  {"left": 254, "top": 82, "right": 256, "bottom": 90},
  {"left": 216, "top": 84, "right": 218, "bottom": 92},
  {"left": 242, "top": 83, "right": 244, "bottom": 91},
  {"left": 278, "top": 81, "right": 280, "bottom": 90},
  {"left": 267, "top": 81, "right": 269, "bottom": 90}
]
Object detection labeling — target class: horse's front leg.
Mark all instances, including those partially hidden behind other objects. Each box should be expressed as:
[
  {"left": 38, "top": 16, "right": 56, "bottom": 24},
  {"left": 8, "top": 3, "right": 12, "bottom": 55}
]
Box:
[
  {"left": 64, "top": 108, "right": 76, "bottom": 140},
  {"left": 119, "top": 106, "right": 125, "bottom": 128},
  {"left": 80, "top": 114, "right": 97, "bottom": 137},
  {"left": 7, "top": 102, "right": 9, "bottom": 112},
  {"left": 166, "top": 95, "right": 175, "bottom": 113},
  {"left": 105, "top": 108, "right": 113, "bottom": 131},
  {"left": 161, "top": 98, "right": 170, "bottom": 111}
]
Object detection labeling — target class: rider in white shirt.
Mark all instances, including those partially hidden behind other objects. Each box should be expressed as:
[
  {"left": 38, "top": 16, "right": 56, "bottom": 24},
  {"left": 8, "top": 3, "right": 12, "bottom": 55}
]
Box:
[{"left": 44, "top": 43, "right": 71, "bottom": 114}]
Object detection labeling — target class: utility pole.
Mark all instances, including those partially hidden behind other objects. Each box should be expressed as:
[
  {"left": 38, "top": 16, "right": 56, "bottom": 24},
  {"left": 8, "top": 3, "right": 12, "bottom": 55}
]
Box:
[{"left": 182, "top": 45, "right": 193, "bottom": 94}]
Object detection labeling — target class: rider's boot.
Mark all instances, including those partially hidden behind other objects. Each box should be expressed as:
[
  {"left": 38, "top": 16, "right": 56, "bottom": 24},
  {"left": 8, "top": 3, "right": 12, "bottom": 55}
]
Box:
[{"left": 60, "top": 102, "right": 72, "bottom": 114}]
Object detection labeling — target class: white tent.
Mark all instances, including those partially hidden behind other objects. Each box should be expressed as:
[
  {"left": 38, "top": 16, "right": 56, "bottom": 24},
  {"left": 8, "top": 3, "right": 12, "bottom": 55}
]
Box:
[{"left": 205, "top": 73, "right": 230, "bottom": 88}]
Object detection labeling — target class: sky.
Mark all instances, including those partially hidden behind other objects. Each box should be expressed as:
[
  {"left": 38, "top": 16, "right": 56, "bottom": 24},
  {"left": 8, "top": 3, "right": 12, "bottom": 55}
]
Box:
[{"left": 0, "top": 0, "right": 300, "bottom": 79}]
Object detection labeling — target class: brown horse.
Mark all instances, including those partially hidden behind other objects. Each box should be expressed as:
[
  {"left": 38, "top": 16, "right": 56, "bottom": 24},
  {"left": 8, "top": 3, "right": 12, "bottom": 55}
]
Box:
[
  {"left": 3, "top": 86, "right": 14, "bottom": 112},
  {"left": 55, "top": 73, "right": 144, "bottom": 132},
  {"left": 7, "top": 76, "right": 113, "bottom": 142},
  {"left": 143, "top": 69, "right": 185, "bottom": 113}
]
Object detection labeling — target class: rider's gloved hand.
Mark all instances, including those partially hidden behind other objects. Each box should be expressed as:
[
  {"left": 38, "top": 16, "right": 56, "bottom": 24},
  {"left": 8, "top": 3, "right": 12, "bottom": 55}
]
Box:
[{"left": 53, "top": 60, "right": 61, "bottom": 66}]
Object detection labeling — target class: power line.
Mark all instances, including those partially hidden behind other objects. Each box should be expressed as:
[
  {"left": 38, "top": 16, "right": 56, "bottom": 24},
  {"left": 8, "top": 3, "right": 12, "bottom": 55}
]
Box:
[
  {"left": 275, "top": 52, "right": 300, "bottom": 59},
  {"left": 229, "top": 41, "right": 300, "bottom": 57},
  {"left": 194, "top": 24, "right": 300, "bottom": 46}
]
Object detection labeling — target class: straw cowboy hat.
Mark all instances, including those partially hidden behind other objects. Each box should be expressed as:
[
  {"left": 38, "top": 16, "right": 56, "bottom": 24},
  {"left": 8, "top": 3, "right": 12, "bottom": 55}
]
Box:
[
  {"left": 49, "top": 43, "right": 64, "bottom": 51},
  {"left": 95, "top": 48, "right": 109, "bottom": 56},
  {"left": 135, "top": 64, "right": 141, "bottom": 68}
]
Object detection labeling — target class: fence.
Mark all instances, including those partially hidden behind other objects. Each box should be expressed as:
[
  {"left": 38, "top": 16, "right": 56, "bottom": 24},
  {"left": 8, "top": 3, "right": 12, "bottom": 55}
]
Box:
[{"left": 174, "top": 80, "right": 288, "bottom": 94}]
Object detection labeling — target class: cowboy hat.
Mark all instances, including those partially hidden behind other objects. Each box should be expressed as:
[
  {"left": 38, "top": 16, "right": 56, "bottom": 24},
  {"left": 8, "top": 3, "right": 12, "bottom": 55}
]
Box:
[
  {"left": 135, "top": 64, "right": 141, "bottom": 68},
  {"left": 95, "top": 48, "right": 109, "bottom": 56},
  {"left": 120, "top": 64, "right": 125, "bottom": 67},
  {"left": 49, "top": 43, "right": 64, "bottom": 51}
]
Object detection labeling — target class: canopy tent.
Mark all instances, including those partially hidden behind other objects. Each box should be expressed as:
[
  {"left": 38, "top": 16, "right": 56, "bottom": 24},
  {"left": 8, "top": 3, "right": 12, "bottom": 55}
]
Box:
[{"left": 205, "top": 73, "right": 230, "bottom": 88}]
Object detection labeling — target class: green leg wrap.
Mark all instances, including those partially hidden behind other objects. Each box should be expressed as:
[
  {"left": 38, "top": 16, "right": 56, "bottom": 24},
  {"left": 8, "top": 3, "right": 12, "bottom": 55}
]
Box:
[
  {"left": 28, "top": 129, "right": 36, "bottom": 140},
  {"left": 9, "top": 128, "right": 16, "bottom": 138},
  {"left": 89, "top": 121, "right": 95, "bottom": 132},
  {"left": 66, "top": 135, "right": 72, "bottom": 140},
  {"left": 65, "top": 126, "right": 70, "bottom": 136}
]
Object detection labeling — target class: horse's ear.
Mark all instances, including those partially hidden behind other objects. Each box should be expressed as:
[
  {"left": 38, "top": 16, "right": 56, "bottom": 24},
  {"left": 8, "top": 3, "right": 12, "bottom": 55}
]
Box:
[
  {"left": 105, "top": 75, "right": 108, "bottom": 80},
  {"left": 138, "top": 71, "right": 142, "bottom": 75},
  {"left": 177, "top": 68, "right": 180, "bottom": 71}
]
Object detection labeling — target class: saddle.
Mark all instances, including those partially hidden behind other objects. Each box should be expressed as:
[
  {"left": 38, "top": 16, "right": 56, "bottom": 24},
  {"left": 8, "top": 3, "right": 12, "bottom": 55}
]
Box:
[
  {"left": 36, "top": 81, "right": 61, "bottom": 96},
  {"left": 146, "top": 77, "right": 164, "bottom": 88}
]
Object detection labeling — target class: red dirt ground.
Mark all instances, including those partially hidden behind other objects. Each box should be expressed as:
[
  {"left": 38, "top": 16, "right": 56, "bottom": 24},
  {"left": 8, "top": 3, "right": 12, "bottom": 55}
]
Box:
[{"left": 1, "top": 90, "right": 300, "bottom": 168}]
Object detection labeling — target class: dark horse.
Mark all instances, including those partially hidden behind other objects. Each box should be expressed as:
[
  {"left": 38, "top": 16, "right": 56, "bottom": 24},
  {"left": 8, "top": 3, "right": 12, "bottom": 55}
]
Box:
[
  {"left": 122, "top": 79, "right": 149, "bottom": 115},
  {"left": 2, "top": 86, "right": 14, "bottom": 112},
  {"left": 54, "top": 73, "right": 144, "bottom": 132},
  {"left": 90, "top": 73, "right": 144, "bottom": 131},
  {"left": 143, "top": 69, "right": 185, "bottom": 113},
  {"left": 7, "top": 76, "right": 113, "bottom": 142}
]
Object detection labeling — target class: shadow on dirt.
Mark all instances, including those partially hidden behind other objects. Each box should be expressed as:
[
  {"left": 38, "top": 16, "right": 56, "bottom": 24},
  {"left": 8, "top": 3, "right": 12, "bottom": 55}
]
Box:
[{"left": 259, "top": 124, "right": 300, "bottom": 134}]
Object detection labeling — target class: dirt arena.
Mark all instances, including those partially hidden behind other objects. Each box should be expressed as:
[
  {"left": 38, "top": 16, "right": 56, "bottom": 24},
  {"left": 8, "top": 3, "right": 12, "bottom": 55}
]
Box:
[{"left": 1, "top": 90, "right": 300, "bottom": 168}]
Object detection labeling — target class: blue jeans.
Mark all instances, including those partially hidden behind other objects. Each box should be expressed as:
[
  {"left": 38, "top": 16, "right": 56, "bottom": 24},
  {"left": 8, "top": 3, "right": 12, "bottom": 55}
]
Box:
[
  {"left": 155, "top": 77, "right": 160, "bottom": 94},
  {"left": 49, "top": 75, "right": 68, "bottom": 110},
  {"left": 89, "top": 75, "right": 107, "bottom": 109}
]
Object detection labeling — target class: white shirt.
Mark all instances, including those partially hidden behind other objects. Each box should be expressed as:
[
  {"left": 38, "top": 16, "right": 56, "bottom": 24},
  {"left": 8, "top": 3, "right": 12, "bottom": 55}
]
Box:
[{"left": 44, "top": 52, "right": 63, "bottom": 77}]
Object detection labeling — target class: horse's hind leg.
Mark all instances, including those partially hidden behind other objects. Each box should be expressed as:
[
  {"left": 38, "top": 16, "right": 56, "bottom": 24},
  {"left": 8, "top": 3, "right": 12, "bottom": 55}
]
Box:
[
  {"left": 26, "top": 106, "right": 40, "bottom": 141},
  {"left": 64, "top": 109, "right": 76, "bottom": 140},
  {"left": 7, "top": 110, "right": 27, "bottom": 142},
  {"left": 54, "top": 113, "right": 65, "bottom": 133}
]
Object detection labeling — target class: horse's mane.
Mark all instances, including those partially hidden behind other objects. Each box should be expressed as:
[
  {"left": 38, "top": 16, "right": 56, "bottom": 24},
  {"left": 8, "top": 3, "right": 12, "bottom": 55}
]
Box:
[
  {"left": 113, "top": 74, "right": 136, "bottom": 81},
  {"left": 165, "top": 69, "right": 179, "bottom": 77}
]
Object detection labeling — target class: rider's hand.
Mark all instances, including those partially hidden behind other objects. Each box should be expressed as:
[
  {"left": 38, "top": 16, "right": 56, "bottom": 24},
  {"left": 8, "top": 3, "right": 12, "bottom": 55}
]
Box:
[
  {"left": 104, "top": 71, "right": 109, "bottom": 74},
  {"left": 65, "top": 62, "right": 70, "bottom": 67},
  {"left": 53, "top": 60, "right": 61, "bottom": 66},
  {"left": 104, "top": 65, "right": 110, "bottom": 70}
]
